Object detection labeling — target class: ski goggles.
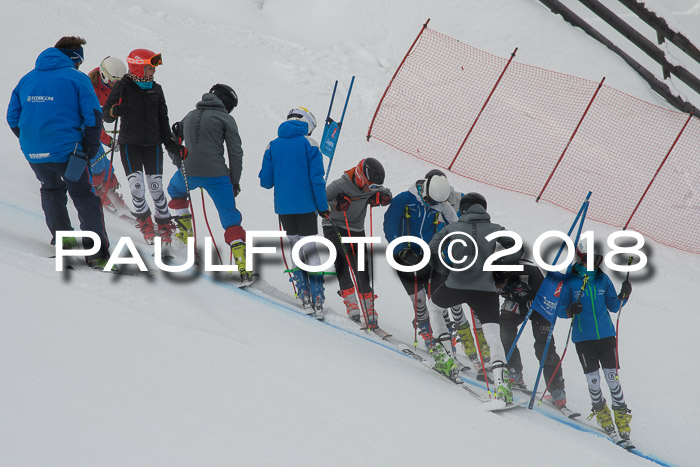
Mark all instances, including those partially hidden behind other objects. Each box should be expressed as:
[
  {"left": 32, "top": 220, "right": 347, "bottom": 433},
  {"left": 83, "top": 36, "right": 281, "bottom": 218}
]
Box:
[
  {"left": 368, "top": 183, "right": 383, "bottom": 191},
  {"left": 127, "top": 53, "right": 163, "bottom": 67}
]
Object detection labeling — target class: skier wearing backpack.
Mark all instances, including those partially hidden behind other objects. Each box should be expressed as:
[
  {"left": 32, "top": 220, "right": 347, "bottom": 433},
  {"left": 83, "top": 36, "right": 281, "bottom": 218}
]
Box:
[
  {"left": 430, "top": 169, "right": 491, "bottom": 366},
  {"left": 259, "top": 107, "right": 329, "bottom": 318},
  {"left": 494, "top": 259, "right": 568, "bottom": 408},
  {"left": 428, "top": 193, "right": 521, "bottom": 403},
  {"left": 383, "top": 170, "right": 459, "bottom": 375},
  {"left": 86, "top": 56, "right": 130, "bottom": 217},
  {"left": 323, "top": 158, "right": 392, "bottom": 328},
  {"left": 166, "top": 84, "right": 252, "bottom": 282},
  {"left": 556, "top": 243, "right": 633, "bottom": 440},
  {"left": 103, "top": 48, "right": 179, "bottom": 245}
]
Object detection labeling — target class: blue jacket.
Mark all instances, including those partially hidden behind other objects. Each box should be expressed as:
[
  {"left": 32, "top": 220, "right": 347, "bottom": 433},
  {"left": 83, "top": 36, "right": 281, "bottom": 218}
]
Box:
[
  {"left": 556, "top": 266, "right": 626, "bottom": 343},
  {"left": 259, "top": 120, "right": 328, "bottom": 215},
  {"left": 7, "top": 48, "right": 101, "bottom": 164},
  {"left": 383, "top": 182, "right": 458, "bottom": 255}
]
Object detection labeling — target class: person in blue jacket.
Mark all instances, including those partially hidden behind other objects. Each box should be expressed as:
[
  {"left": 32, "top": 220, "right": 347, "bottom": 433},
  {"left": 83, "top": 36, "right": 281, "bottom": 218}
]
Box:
[
  {"left": 6, "top": 36, "right": 110, "bottom": 267},
  {"left": 556, "top": 242, "right": 633, "bottom": 440},
  {"left": 259, "top": 107, "right": 329, "bottom": 318},
  {"left": 383, "top": 170, "right": 458, "bottom": 368}
]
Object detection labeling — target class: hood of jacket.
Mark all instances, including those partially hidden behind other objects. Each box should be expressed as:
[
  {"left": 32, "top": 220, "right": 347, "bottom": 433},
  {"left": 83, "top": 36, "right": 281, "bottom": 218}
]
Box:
[
  {"left": 35, "top": 48, "right": 76, "bottom": 71},
  {"left": 277, "top": 120, "right": 310, "bottom": 138},
  {"left": 196, "top": 93, "right": 227, "bottom": 112}
]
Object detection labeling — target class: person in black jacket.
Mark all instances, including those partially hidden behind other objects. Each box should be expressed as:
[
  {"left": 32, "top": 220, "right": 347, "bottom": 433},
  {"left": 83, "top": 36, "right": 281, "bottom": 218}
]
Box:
[
  {"left": 495, "top": 259, "right": 568, "bottom": 408},
  {"left": 103, "top": 48, "right": 179, "bottom": 245}
]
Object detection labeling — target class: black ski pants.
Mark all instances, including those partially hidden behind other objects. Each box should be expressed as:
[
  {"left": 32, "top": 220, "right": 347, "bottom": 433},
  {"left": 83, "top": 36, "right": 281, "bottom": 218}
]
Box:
[
  {"left": 500, "top": 307, "right": 564, "bottom": 391},
  {"left": 30, "top": 161, "right": 109, "bottom": 252},
  {"left": 323, "top": 225, "right": 371, "bottom": 293}
]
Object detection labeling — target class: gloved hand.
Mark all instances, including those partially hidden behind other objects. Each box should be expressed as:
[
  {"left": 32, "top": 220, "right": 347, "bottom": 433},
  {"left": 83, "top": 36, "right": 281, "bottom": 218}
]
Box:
[
  {"left": 567, "top": 302, "right": 583, "bottom": 318},
  {"left": 318, "top": 210, "right": 331, "bottom": 219},
  {"left": 501, "top": 299, "right": 519, "bottom": 315},
  {"left": 172, "top": 121, "right": 184, "bottom": 139},
  {"left": 233, "top": 183, "right": 241, "bottom": 197},
  {"left": 167, "top": 147, "right": 182, "bottom": 167},
  {"left": 504, "top": 282, "right": 531, "bottom": 303},
  {"left": 335, "top": 193, "right": 351, "bottom": 211},
  {"left": 397, "top": 247, "right": 423, "bottom": 266},
  {"left": 618, "top": 280, "right": 632, "bottom": 300},
  {"left": 110, "top": 100, "right": 124, "bottom": 118}
]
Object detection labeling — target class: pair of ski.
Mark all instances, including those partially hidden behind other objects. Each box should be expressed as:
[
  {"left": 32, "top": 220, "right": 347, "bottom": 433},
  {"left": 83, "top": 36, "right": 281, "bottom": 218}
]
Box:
[
  {"left": 392, "top": 342, "right": 525, "bottom": 412},
  {"left": 512, "top": 386, "right": 635, "bottom": 450}
]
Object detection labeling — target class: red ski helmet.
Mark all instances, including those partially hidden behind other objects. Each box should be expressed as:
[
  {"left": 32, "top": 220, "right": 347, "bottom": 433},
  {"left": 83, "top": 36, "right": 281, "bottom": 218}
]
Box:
[{"left": 126, "top": 49, "right": 162, "bottom": 77}]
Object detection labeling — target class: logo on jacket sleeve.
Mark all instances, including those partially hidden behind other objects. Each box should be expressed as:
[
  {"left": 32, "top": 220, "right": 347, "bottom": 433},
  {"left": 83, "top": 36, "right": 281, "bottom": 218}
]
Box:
[{"left": 554, "top": 281, "right": 563, "bottom": 297}]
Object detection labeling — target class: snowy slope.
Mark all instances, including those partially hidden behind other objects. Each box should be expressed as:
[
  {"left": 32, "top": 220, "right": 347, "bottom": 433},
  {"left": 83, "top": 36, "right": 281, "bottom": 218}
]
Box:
[{"left": 1, "top": 0, "right": 699, "bottom": 466}]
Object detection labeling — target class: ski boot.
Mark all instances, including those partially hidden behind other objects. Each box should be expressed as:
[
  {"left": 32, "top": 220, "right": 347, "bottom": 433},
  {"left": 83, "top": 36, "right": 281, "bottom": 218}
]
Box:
[
  {"left": 338, "top": 287, "right": 361, "bottom": 323},
  {"left": 308, "top": 273, "right": 325, "bottom": 320},
  {"left": 492, "top": 360, "right": 513, "bottom": 404},
  {"left": 231, "top": 242, "right": 255, "bottom": 284},
  {"left": 156, "top": 218, "right": 175, "bottom": 247},
  {"left": 61, "top": 236, "right": 79, "bottom": 250},
  {"left": 551, "top": 387, "right": 567, "bottom": 408},
  {"left": 173, "top": 214, "right": 194, "bottom": 244},
  {"left": 136, "top": 216, "right": 156, "bottom": 245},
  {"left": 475, "top": 327, "right": 491, "bottom": 363},
  {"left": 455, "top": 321, "right": 479, "bottom": 363},
  {"left": 507, "top": 367, "right": 528, "bottom": 391},
  {"left": 588, "top": 400, "right": 616, "bottom": 435},
  {"left": 291, "top": 269, "right": 312, "bottom": 309},
  {"left": 359, "top": 292, "right": 379, "bottom": 329},
  {"left": 415, "top": 318, "right": 435, "bottom": 351},
  {"left": 432, "top": 333, "right": 458, "bottom": 379},
  {"left": 613, "top": 404, "right": 632, "bottom": 440}
]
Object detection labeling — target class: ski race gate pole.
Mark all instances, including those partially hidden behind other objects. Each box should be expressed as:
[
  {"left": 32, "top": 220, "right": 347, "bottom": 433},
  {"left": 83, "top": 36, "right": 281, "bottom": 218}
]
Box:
[{"left": 322, "top": 76, "right": 355, "bottom": 181}]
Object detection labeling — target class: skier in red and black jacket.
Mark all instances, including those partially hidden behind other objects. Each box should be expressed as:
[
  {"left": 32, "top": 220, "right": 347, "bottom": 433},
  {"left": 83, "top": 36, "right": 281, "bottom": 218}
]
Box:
[{"left": 103, "top": 48, "right": 181, "bottom": 245}]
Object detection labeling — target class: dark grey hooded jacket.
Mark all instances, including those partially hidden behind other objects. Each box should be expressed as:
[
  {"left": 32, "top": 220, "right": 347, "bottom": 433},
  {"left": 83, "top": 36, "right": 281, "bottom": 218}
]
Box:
[
  {"left": 181, "top": 93, "right": 243, "bottom": 182},
  {"left": 429, "top": 204, "right": 518, "bottom": 292}
]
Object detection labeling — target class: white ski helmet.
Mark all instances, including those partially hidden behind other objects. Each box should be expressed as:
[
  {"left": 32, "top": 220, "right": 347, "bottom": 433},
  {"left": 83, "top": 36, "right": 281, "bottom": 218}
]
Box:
[
  {"left": 99, "top": 56, "right": 126, "bottom": 86},
  {"left": 423, "top": 174, "right": 451, "bottom": 205},
  {"left": 287, "top": 107, "right": 317, "bottom": 135},
  {"left": 576, "top": 241, "right": 603, "bottom": 270}
]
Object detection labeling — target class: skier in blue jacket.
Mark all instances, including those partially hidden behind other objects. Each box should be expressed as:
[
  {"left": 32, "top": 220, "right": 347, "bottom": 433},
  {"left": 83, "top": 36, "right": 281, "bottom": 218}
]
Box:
[
  {"left": 383, "top": 171, "right": 461, "bottom": 372},
  {"left": 6, "top": 36, "right": 110, "bottom": 266},
  {"left": 556, "top": 242, "right": 633, "bottom": 440},
  {"left": 259, "top": 107, "right": 329, "bottom": 318}
]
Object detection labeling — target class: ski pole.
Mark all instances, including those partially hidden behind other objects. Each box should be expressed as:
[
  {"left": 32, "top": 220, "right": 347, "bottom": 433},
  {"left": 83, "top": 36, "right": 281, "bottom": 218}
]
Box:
[
  {"left": 279, "top": 219, "right": 297, "bottom": 296},
  {"left": 99, "top": 119, "right": 119, "bottom": 207},
  {"left": 615, "top": 256, "right": 634, "bottom": 377},
  {"left": 326, "top": 216, "right": 370, "bottom": 326},
  {"left": 538, "top": 320, "right": 573, "bottom": 405},
  {"left": 413, "top": 272, "right": 419, "bottom": 346},
  {"left": 199, "top": 188, "right": 222, "bottom": 265},
  {"left": 369, "top": 205, "right": 375, "bottom": 322},
  {"left": 470, "top": 306, "right": 491, "bottom": 397}
]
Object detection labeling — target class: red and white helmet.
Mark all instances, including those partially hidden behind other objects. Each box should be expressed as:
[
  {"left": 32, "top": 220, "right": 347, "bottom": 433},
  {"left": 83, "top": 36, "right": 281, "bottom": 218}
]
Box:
[
  {"left": 126, "top": 49, "right": 162, "bottom": 77},
  {"left": 99, "top": 56, "right": 126, "bottom": 86}
]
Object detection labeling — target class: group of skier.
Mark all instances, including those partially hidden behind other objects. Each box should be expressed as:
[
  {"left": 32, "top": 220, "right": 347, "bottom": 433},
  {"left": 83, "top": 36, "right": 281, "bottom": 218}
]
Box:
[{"left": 7, "top": 36, "right": 634, "bottom": 442}]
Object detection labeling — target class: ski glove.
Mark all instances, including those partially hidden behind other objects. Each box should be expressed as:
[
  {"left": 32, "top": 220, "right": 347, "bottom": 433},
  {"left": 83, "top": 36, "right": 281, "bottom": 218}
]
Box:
[
  {"left": 397, "top": 247, "right": 423, "bottom": 267},
  {"left": 368, "top": 192, "right": 392, "bottom": 207},
  {"left": 566, "top": 302, "right": 583, "bottom": 318},
  {"left": 233, "top": 183, "right": 241, "bottom": 197},
  {"left": 618, "top": 280, "right": 632, "bottom": 300},
  {"left": 110, "top": 99, "right": 124, "bottom": 118},
  {"left": 166, "top": 142, "right": 185, "bottom": 167},
  {"left": 504, "top": 282, "right": 531, "bottom": 303},
  {"left": 318, "top": 210, "right": 331, "bottom": 219},
  {"left": 335, "top": 194, "right": 351, "bottom": 211}
]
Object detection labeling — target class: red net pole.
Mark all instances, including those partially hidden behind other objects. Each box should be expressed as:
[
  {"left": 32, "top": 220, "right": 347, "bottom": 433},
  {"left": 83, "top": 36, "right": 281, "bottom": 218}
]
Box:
[
  {"left": 367, "top": 19, "right": 430, "bottom": 141},
  {"left": 624, "top": 111, "right": 695, "bottom": 229},
  {"left": 447, "top": 47, "right": 518, "bottom": 171},
  {"left": 536, "top": 77, "right": 606, "bottom": 202}
]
